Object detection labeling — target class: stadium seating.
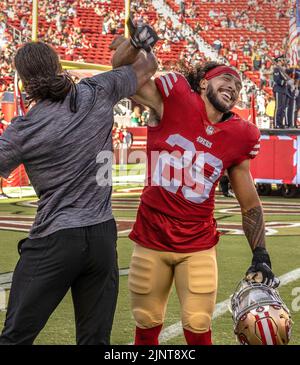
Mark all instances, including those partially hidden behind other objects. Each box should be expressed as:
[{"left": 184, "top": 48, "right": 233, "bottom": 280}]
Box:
[
  {"left": 0, "top": 0, "right": 290, "bottom": 100},
  {"left": 166, "top": 0, "right": 289, "bottom": 92}
]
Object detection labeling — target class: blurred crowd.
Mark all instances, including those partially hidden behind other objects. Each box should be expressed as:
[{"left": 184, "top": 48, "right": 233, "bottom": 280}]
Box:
[{"left": 0, "top": 0, "right": 296, "bottom": 126}]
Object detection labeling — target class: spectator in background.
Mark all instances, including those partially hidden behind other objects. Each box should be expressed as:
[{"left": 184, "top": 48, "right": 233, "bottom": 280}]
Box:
[
  {"left": 219, "top": 173, "right": 235, "bottom": 198},
  {"left": 259, "top": 65, "right": 267, "bottom": 90},
  {"left": 239, "top": 61, "right": 249, "bottom": 73},
  {"left": 208, "top": 9, "right": 218, "bottom": 19},
  {"left": 273, "top": 56, "right": 289, "bottom": 128},
  {"left": 228, "top": 51, "right": 238, "bottom": 68},
  {"left": 0, "top": 110, "right": 7, "bottom": 133},
  {"left": 243, "top": 41, "right": 252, "bottom": 56},
  {"left": 273, "top": 44, "right": 282, "bottom": 59},
  {"left": 130, "top": 106, "right": 141, "bottom": 126},
  {"left": 257, "top": 91, "right": 266, "bottom": 116},
  {"left": 294, "top": 70, "right": 300, "bottom": 128},
  {"left": 252, "top": 52, "right": 262, "bottom": 71},
  {"left": 285, "top": 68, "right": 298, "bottom": 128},
  {"left": 229, "top": 40, "right": 238, "bottom": 52},
  {"left": 141, "top": 106, "right": 150, "bottom": 126},
  {"left": 162, "top": 39, "right": 171, "bottom": 53},
  {"left": 112, "top": 122, "right": 123, "bottom": 149},
  {"left": 122, "top": 127, "right": 133, "bottom": 148},
  {"left": 240, "top": 84, "right": 250, "bottom": 106},
  {"left": 179, "top": 0, "right": 185, "bottom": 18},
  {"left": 212, "top": 39, "right": 223, "bottom": 54}
]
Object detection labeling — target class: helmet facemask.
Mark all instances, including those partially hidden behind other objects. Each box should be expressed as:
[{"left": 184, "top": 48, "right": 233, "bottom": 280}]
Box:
[{"left": 230, "top": 280, "right": 293, "bottom": 345}]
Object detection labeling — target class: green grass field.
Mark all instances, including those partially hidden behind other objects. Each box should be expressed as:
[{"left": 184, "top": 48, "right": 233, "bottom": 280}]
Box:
[{"left": 0, "top": 191, "right": 299, "bottom": 345}]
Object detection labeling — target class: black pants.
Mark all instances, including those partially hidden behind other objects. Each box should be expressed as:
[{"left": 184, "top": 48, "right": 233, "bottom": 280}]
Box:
[
  {"left": 219, "top": 175, "right": 229, "bottom": 196},
  {"left": 274, "top": 92, "right": 287, "bottom": 128},
  {"left": 286, "top": 96, "right": 297, "bottom": 128},
  {"left": 0, "top": 219, "right": 118, "bottom": 345}
]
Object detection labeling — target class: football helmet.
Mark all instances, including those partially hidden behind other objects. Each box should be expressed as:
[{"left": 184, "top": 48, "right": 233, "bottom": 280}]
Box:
[{"left": 230, "top": 280, "right": 292, "bottom": 345}]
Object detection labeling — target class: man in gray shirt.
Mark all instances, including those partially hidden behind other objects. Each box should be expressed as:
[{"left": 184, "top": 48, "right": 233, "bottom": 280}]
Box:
[{"left": 0, "top": 25, "right": 158, "bottom": 345}]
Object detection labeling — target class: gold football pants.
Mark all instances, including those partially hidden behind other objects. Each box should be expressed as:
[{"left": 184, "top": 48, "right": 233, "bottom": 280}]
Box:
[{"left": 128, "top": 244, "right": 218, "bottom": 333}]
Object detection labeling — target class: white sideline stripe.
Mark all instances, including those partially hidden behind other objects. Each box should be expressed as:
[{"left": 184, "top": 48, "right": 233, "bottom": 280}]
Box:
[
  {"left": 119, "top": 269, "right": 129, "bottom": 276},
  {"left": 18, "top": 201, "right": 38, "bottom": 208},
  {"left": 0, "top": 272, "right": 13, "bottom": 285},
  {"left": 0, "top": 227, "right": 29, "bottom": 232},
  {"left": 113, "top": 175, "right": 145, "bottom": 182},
  {"left": 129, "top": 268, "right": 300, "bottom": 345},
  {"left": 0, "top": 220, "right": 32, "bottom": 225},
  {"left": 118, "top": 229, "right": 131, "bottom": 235},
  {"left": 0, "top": 215, "right": 35, "bottom": 219}
]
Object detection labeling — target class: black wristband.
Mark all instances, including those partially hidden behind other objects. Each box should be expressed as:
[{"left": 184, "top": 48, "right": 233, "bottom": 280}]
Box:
[
  {"left": 253, "top": 247, "right": 268, "bottom": 255},
  {"left": 252, "top": 247, "right": 271, "bottom": 268}
]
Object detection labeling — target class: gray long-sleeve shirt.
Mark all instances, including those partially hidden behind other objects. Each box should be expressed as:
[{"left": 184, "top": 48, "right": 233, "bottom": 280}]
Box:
[{"left": 0, "top": 65, "right": 137, "bottom": 238}]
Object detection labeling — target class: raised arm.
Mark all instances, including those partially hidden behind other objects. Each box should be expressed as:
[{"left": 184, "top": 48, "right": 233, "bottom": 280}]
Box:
[
  {"left": 131, "top": 50, "right": 159, "bottom": 93},
  {"left": 110, "top": 36, "right": 163, "bottom": 118},
  {"left": 228, "top": 159, "right": 278, "bottom": 287}
]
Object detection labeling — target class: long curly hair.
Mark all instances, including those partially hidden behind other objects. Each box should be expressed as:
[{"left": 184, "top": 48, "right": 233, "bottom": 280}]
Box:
[
  {"left": 180, "top": 61, "right": 226, "bottom": 93},
  {"left": 14, "top": 42, "right": 77, "bottom": 112}
]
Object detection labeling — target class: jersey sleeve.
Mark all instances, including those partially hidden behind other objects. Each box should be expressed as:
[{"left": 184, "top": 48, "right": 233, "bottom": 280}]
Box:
[
  {"left": 232, "top": 122, "right": 261, "bottom": 166},
  {"left": 0, "top": 121, "right": 23, "bottom": 179},
  {"left": 84, "top": 65, "right": 138, "bottom": 104},
  {"left": 154, "top": 72, "right": 191, "bottom": 102}
]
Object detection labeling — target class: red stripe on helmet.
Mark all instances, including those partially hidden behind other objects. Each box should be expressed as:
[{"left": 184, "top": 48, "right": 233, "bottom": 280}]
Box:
[
  {"left": 265, "top": 311, "right": 277, "bottom": 345},
  {"left": 255, "top": 315, "right": 268, "bottom": 345}
]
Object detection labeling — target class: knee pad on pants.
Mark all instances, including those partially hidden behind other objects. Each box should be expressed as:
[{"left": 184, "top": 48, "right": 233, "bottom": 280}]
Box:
[
  {"left": 180, "top": 250, "right": 217, "bottom": 333},
  {"left": 183, "top": 313, "right": 212, "bottom": 333},
  {"left": 129, "top": 254, "right": 164, "bottom": 329},
  {"left": 132, "top": 308, "right": 163, "bottom": 329}
]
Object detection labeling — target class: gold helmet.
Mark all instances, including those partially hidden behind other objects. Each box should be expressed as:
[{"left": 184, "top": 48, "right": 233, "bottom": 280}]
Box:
[{"left": 230, "top": 280, "right": 292, "bottom": 345}]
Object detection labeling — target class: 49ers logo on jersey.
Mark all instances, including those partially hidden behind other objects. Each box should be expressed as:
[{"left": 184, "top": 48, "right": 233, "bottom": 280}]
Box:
[
  {"left": 151, "top": 134, "right": 223, "bottom": 204},
  {"left": 206, "top": 125, "right": 215, "bottom": 135}
]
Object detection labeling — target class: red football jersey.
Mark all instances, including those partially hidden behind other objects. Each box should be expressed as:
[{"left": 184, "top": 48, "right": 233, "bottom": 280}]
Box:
[{"left": 129, "top": 72, "right": 260, "bottom": 253}]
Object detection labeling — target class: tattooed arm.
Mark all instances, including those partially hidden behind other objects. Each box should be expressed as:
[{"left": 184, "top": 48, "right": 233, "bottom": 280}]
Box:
[
  {"left": 228, "top": 160, "right": 278, "bottom": 286},
  {"left": 227, "top": 160, "right": 264, "bottom": 249},
  {"left": 242, "top": 206, "right": 266, "bottom": 251}
]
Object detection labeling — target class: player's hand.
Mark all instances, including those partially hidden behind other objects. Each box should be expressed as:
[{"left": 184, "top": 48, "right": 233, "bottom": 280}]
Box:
[
  {"left": 109, "top": 36, "right": 127, "bottom": 51},
  {"left": 245, "top": 247, "right": 280, "bottom": 288},
  {"left": 127, "top": 18, "right": 159, "bottom": 53}
]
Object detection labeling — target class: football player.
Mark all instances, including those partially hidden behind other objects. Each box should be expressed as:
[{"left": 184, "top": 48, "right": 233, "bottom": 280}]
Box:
[{"left": 111, "top": 37, "right": 278, "bottom": 345}]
